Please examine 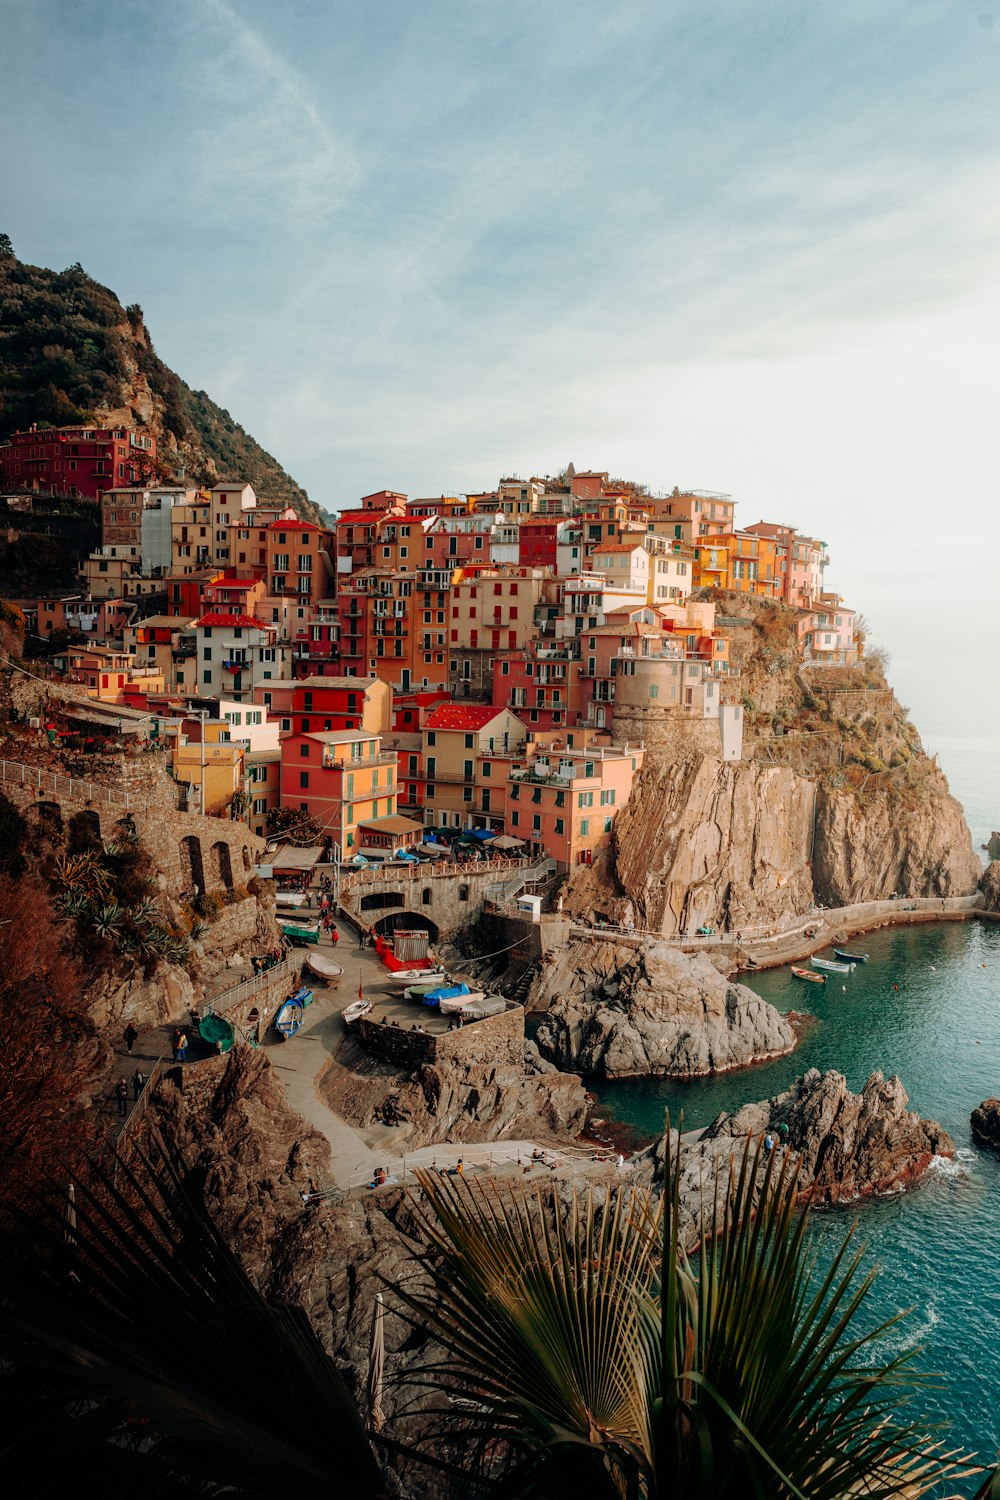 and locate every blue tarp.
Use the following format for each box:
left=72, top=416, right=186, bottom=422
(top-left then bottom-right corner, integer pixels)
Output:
left=469, top=828, right=496, bottom=841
